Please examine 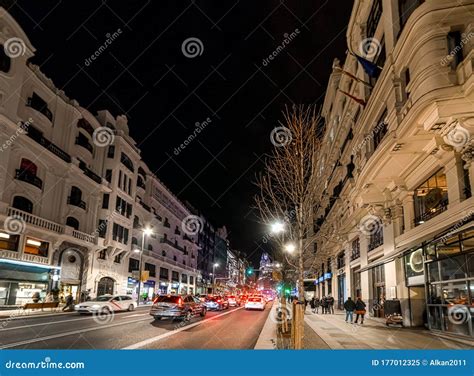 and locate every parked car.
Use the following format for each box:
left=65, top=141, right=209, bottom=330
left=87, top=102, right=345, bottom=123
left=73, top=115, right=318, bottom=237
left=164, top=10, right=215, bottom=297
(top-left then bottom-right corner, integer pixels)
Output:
left=226, top=295, right=240, bottom=307
left=150, top=295, right=207, bottom=321
left=75, top=294, right=136, bottom=314
left=239, top=295, right=248, bottom=304
left=204, top=296, right=229, bottom=311
left=245, top=296, right=266, bottom=311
